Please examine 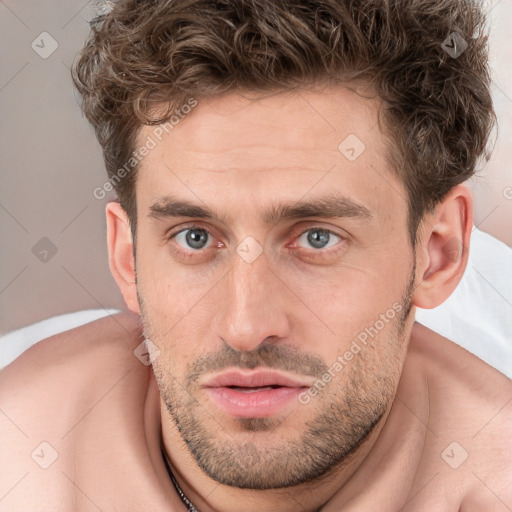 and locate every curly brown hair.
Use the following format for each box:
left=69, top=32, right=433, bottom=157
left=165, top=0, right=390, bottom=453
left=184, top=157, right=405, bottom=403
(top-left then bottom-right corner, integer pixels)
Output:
left=72, top=0, right=495, bottom=246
